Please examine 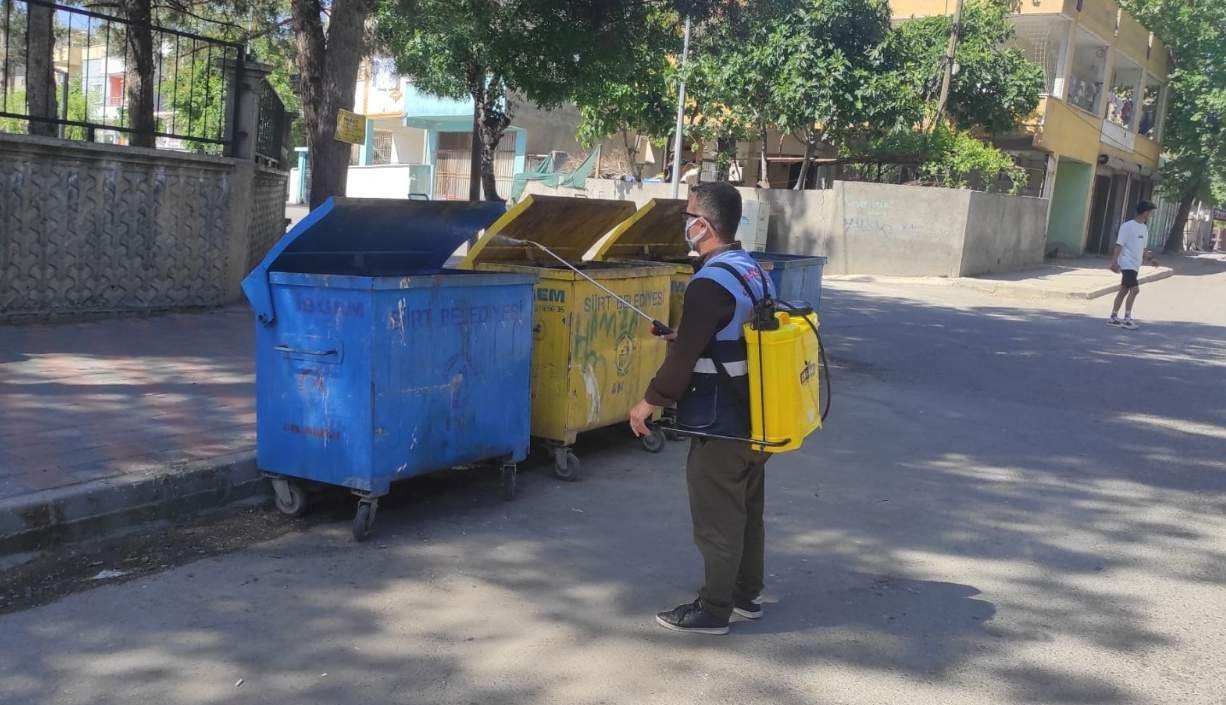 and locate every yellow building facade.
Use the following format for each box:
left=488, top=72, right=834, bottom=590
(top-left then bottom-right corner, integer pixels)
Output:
left=892, top=0, right=1169, bottom=254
